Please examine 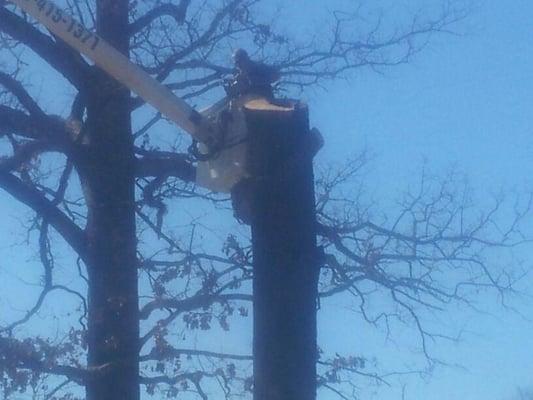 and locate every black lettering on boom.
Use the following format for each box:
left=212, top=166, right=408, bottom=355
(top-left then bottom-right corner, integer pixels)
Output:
left=21, top=1, right=101, bottom=51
